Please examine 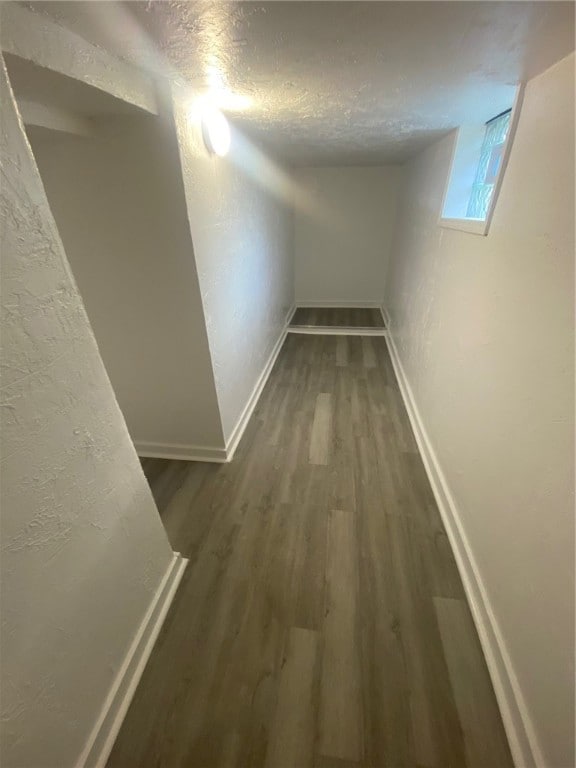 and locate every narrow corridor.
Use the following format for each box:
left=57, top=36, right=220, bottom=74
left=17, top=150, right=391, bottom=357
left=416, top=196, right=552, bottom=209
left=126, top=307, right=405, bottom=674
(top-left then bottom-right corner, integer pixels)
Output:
left=109, top=335, right=512, bottom=768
